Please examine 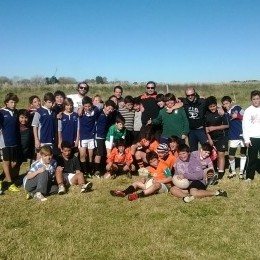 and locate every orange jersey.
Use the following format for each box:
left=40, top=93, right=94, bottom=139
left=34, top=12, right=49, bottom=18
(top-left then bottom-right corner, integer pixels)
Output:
left=146, top=160, right=171, bottom=182
left=149, top=140, right=159, bottom=152
left=107, top=147, right=133, bottom=165
left=160, top=151, right=177, bottom=169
